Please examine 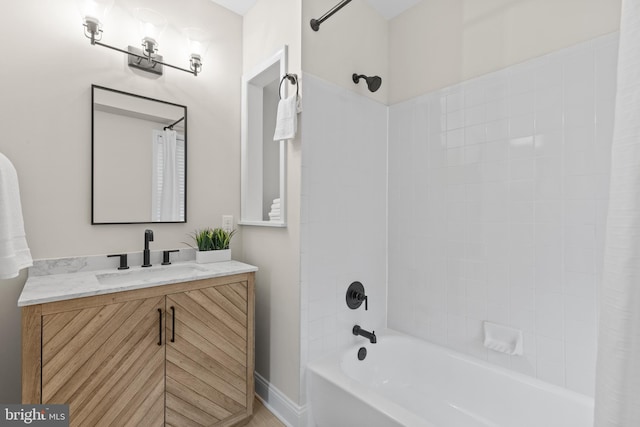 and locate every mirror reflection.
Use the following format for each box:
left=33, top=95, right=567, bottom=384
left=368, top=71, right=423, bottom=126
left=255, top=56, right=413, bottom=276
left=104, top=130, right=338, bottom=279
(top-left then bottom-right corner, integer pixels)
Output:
left=92, top=85, right=187, bottom=224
